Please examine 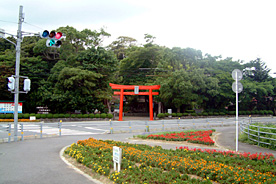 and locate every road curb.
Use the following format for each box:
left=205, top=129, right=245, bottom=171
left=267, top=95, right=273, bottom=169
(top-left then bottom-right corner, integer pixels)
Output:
left=59, top=145, right=103, bottom=184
